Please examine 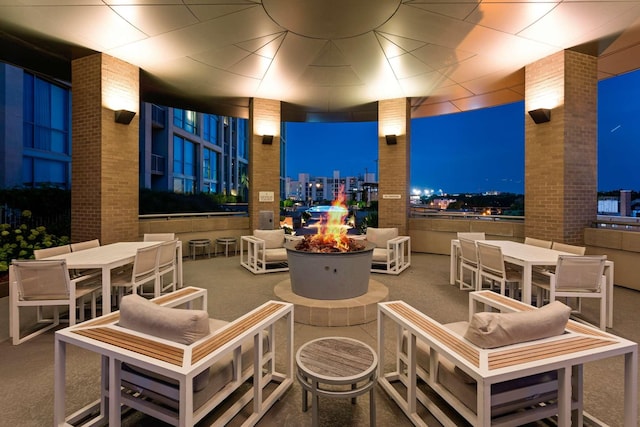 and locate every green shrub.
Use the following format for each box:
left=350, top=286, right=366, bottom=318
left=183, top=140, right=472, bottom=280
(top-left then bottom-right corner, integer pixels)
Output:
left=0, top=211, right=70, bottom=273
